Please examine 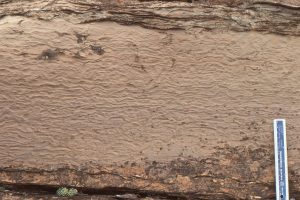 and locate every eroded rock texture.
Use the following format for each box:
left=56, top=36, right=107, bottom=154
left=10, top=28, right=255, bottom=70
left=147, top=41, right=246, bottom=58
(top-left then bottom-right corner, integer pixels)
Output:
left=0, top=0, right=300, bottom=199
